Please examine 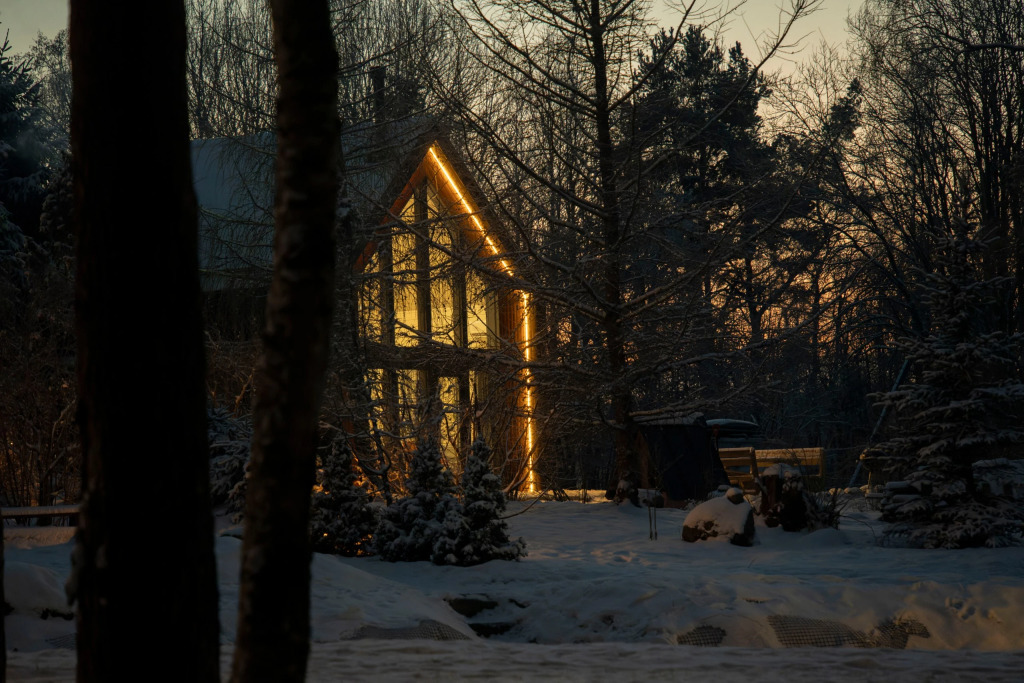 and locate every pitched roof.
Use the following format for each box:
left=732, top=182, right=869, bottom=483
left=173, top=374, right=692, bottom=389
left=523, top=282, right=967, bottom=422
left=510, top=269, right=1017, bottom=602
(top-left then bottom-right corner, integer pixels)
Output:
left=190, top=118, right=499, bottom=289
